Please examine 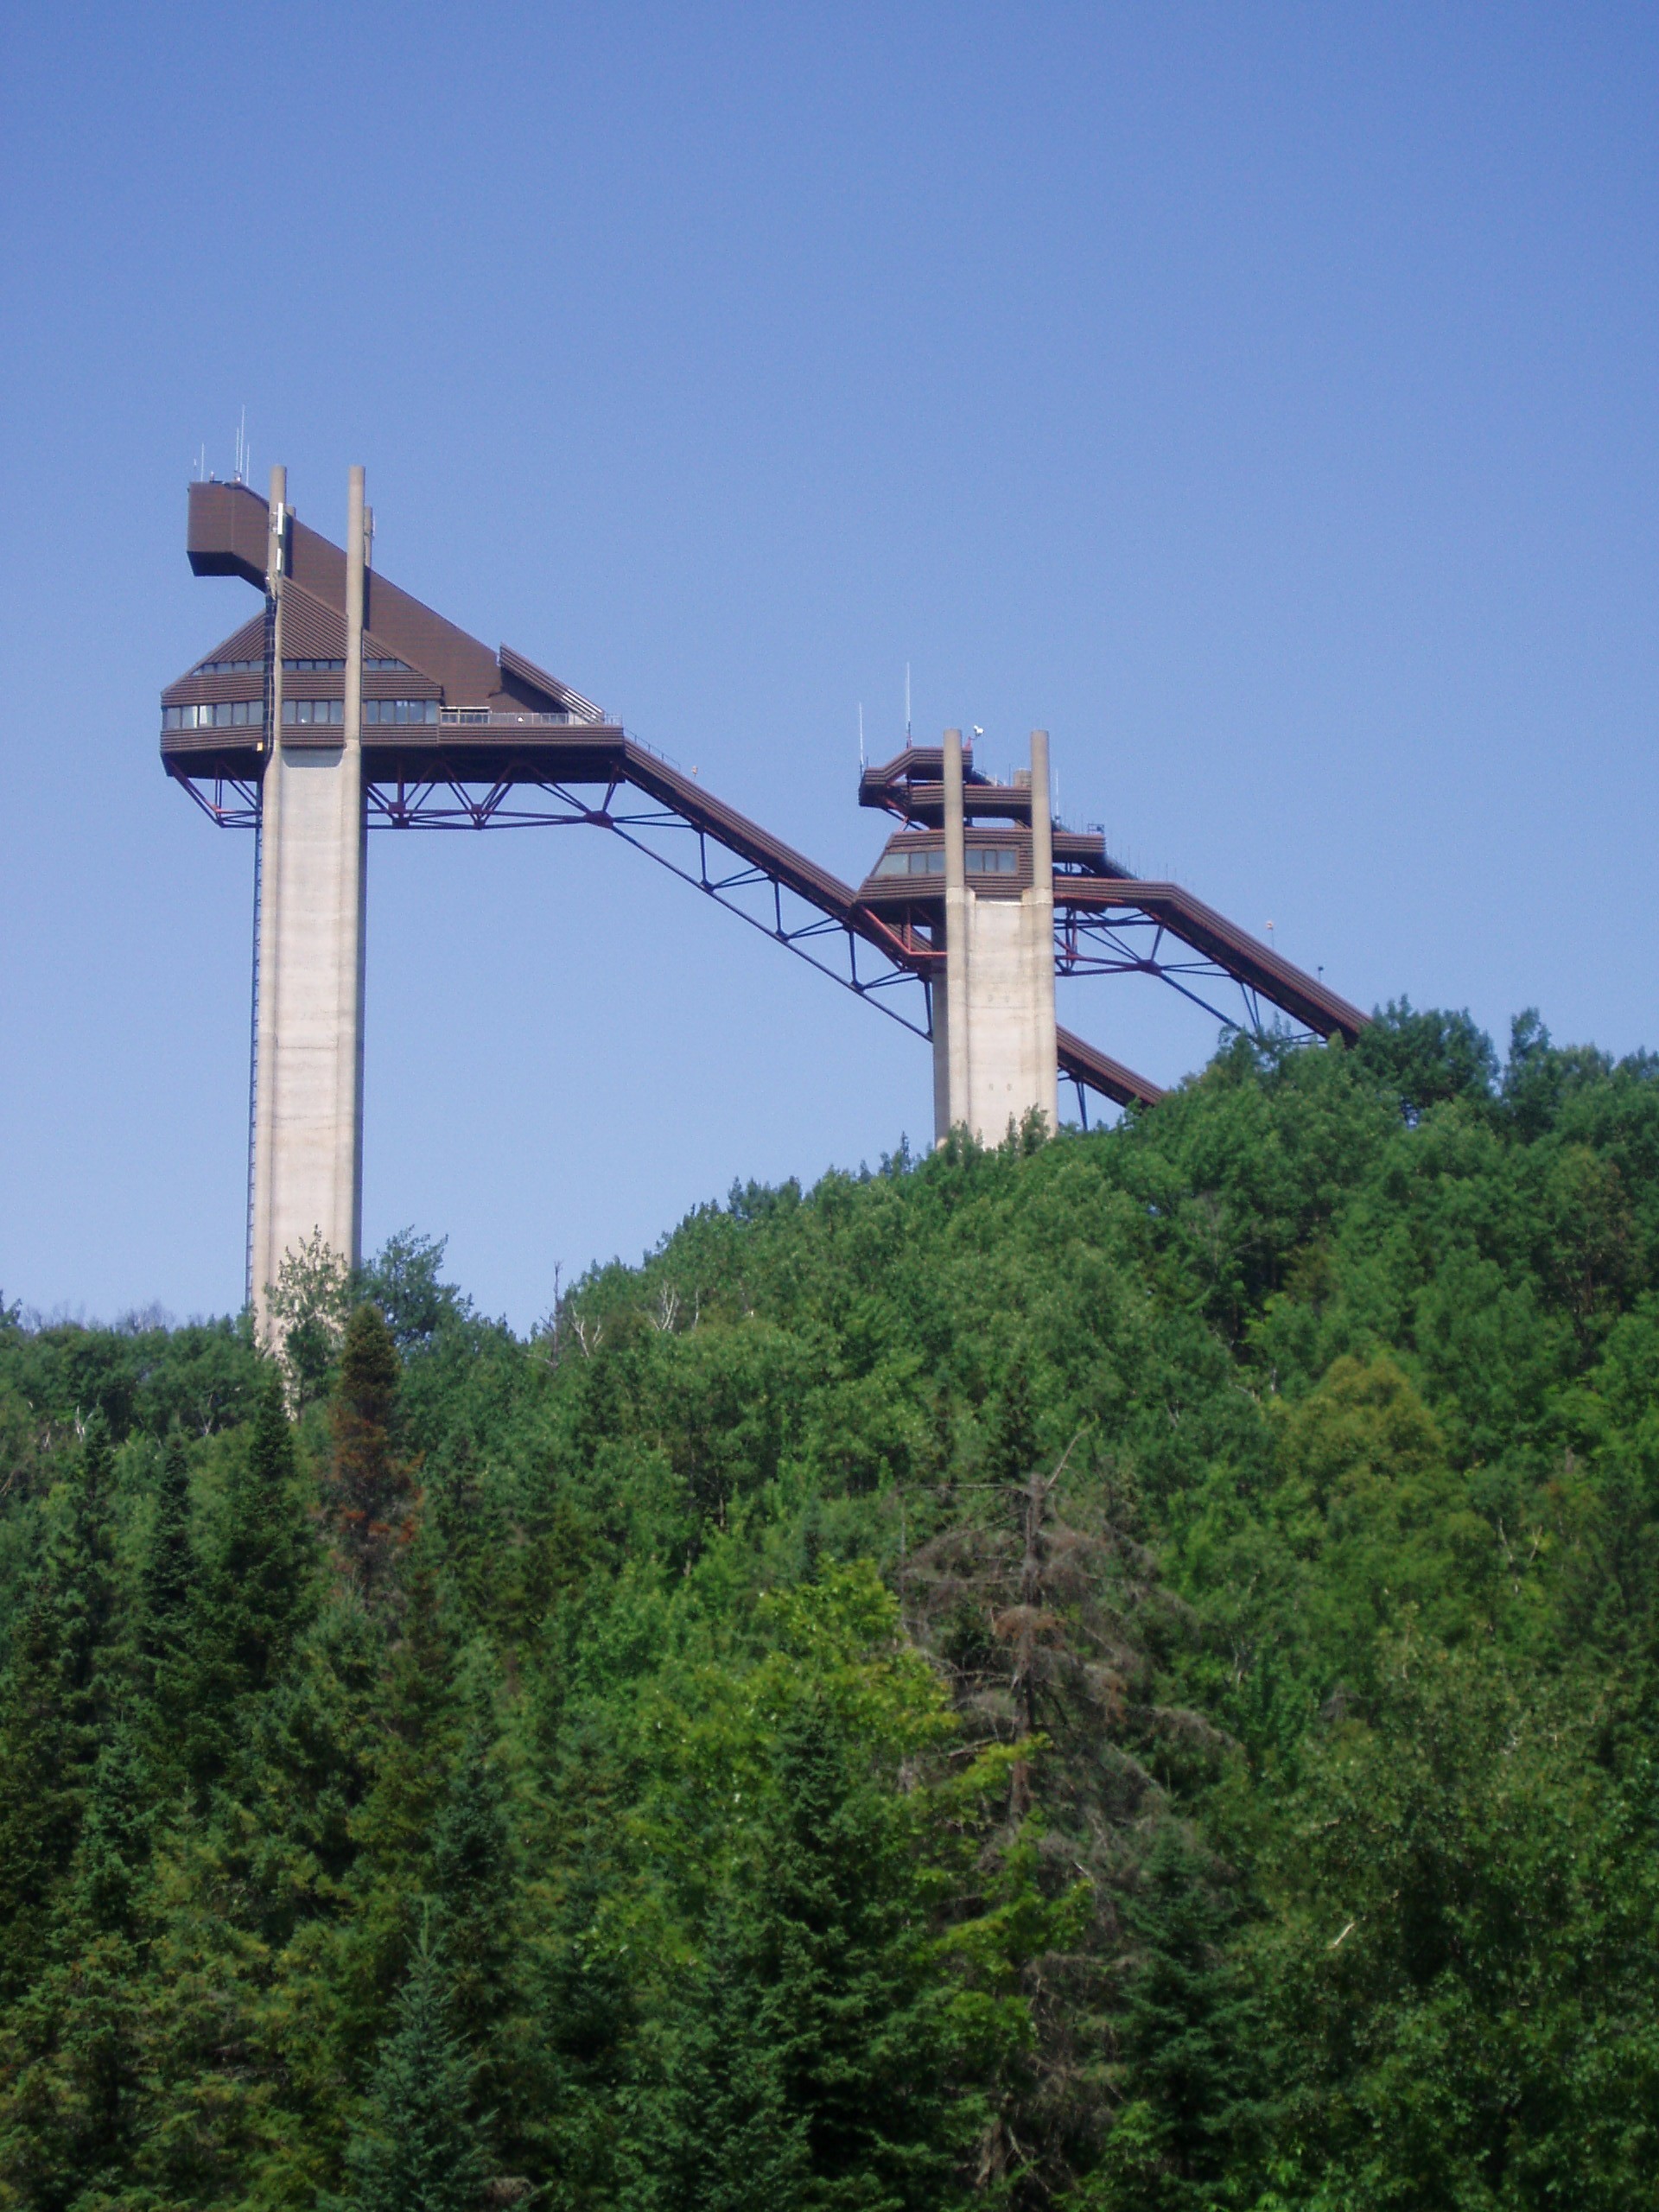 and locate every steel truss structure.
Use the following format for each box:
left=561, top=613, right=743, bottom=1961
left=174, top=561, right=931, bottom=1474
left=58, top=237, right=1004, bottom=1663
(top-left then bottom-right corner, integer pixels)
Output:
left=1056, top=905, right=1312, bottom=1042
left=367, top=769, right=937, bottom=1039
left=171, top=749, right=1363, bottom=1113
left=166, top=477, right=1369, bottom=1122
